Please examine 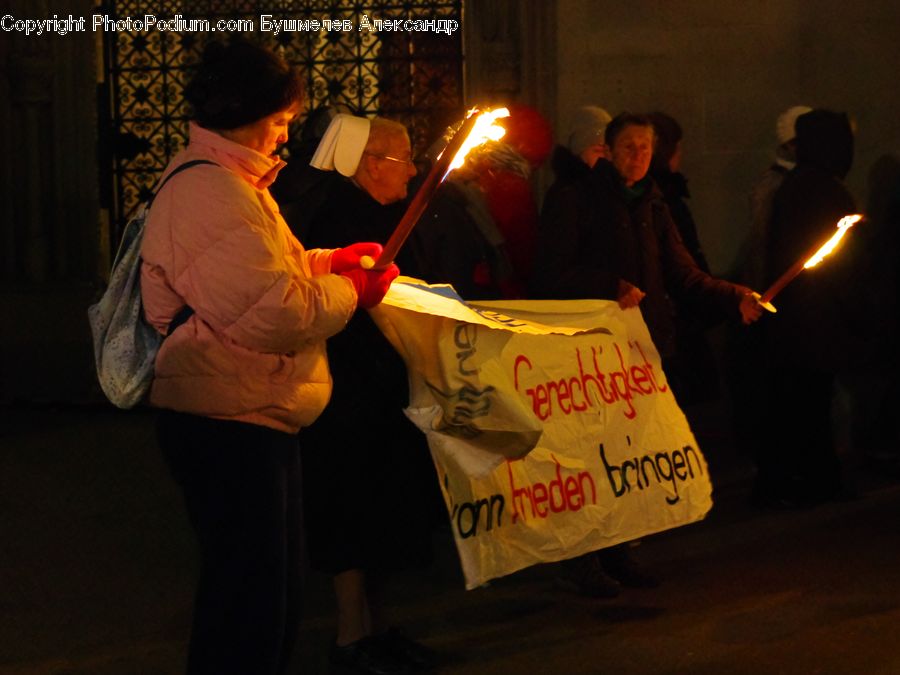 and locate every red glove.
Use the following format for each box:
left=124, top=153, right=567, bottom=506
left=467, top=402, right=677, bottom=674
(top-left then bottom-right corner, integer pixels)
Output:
left=330, top=242, right=383, bottom=273
left=341, top=264, right=400, bottom=309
